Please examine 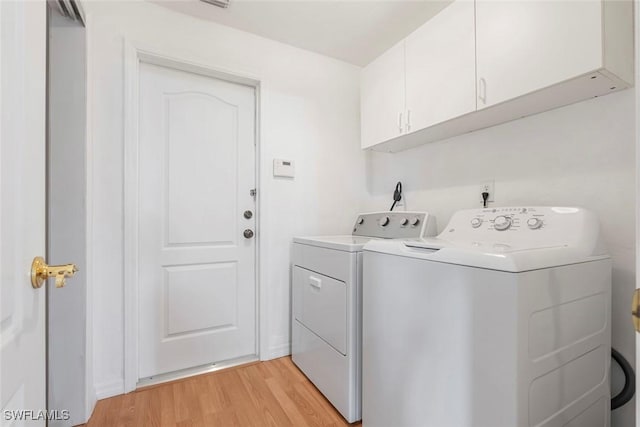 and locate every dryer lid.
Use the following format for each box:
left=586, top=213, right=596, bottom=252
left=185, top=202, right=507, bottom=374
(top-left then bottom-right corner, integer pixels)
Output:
left=293, top=235, right=374, bottom=252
